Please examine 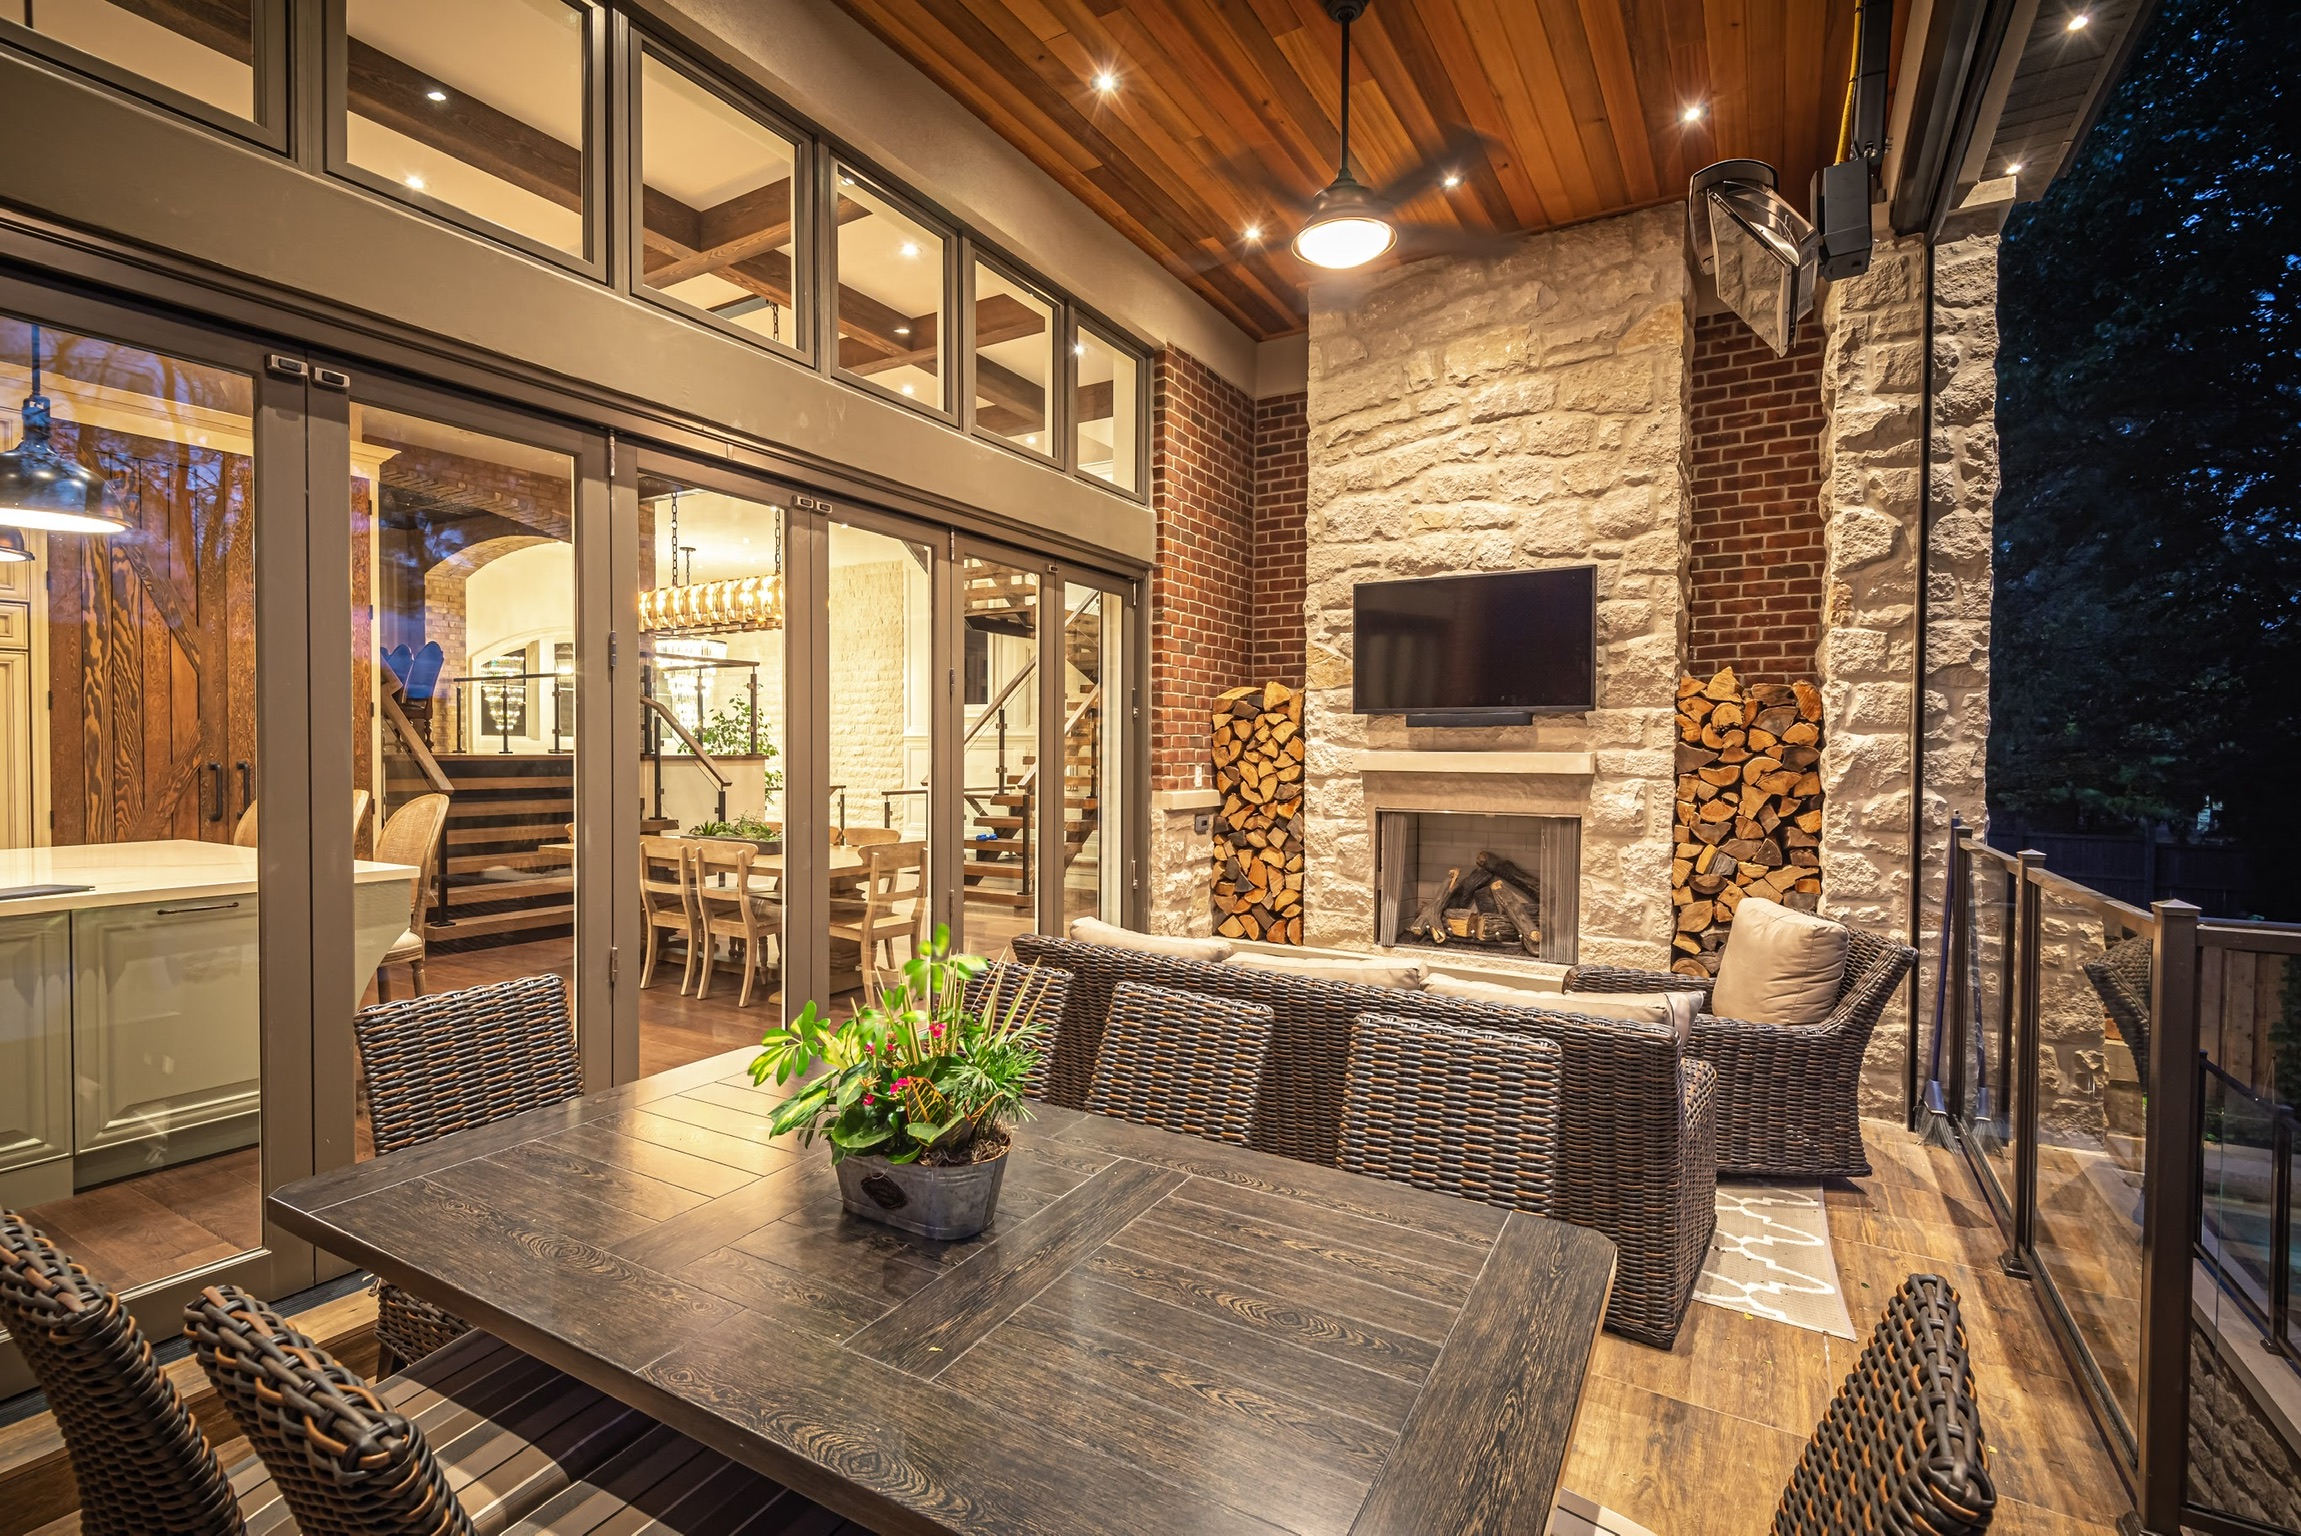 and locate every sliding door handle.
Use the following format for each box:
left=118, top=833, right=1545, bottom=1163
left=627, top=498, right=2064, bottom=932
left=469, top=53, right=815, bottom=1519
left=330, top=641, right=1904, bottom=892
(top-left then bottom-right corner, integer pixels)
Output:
left=206, top=762, right=224, bottom=822
left=236, top=761, right=253, bottom=816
